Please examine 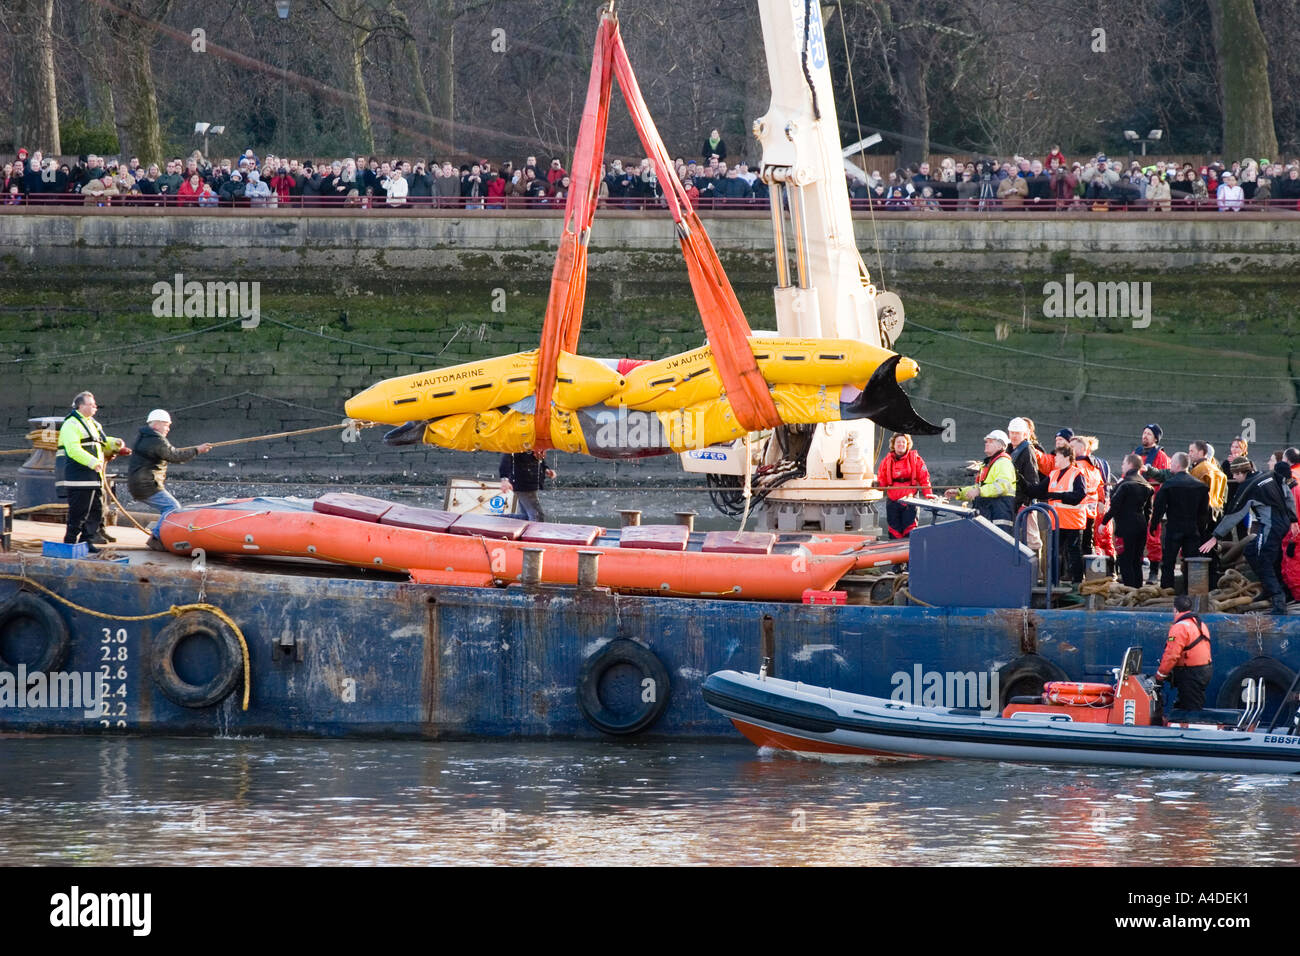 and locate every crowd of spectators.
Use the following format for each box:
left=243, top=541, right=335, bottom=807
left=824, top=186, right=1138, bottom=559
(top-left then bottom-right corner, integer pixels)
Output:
left=850, top=148, right=1300, bottom=212
left=4, top=137, right=1299, bottom=212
